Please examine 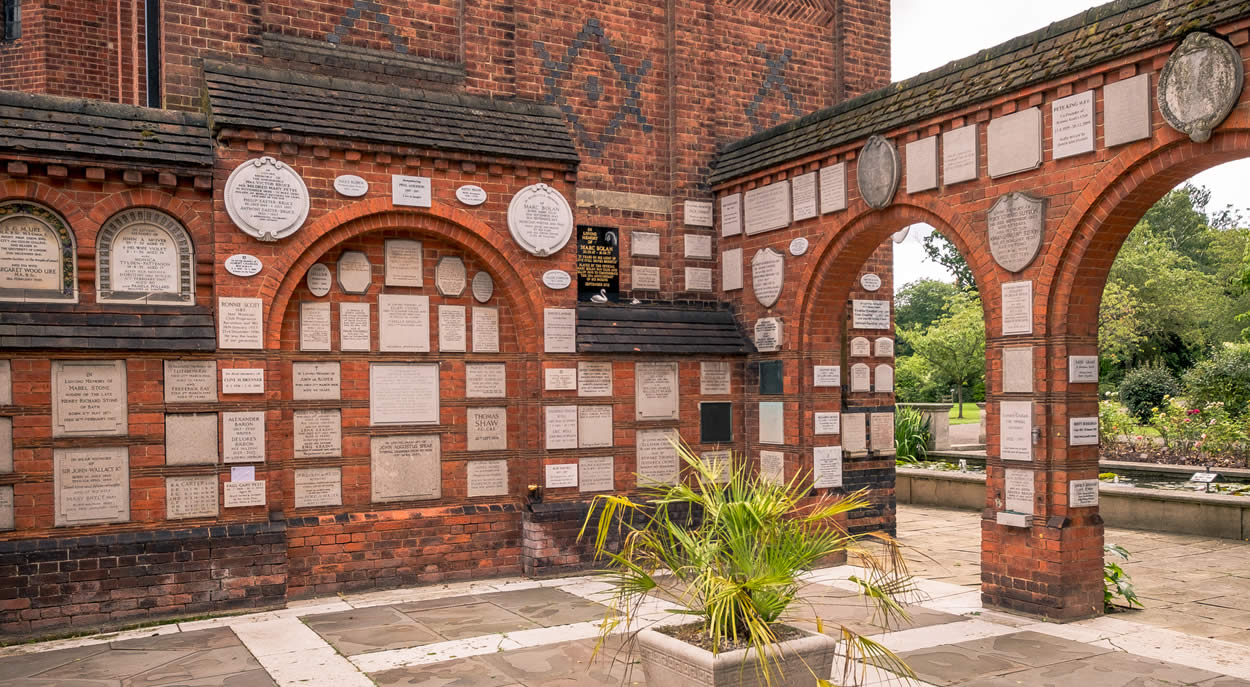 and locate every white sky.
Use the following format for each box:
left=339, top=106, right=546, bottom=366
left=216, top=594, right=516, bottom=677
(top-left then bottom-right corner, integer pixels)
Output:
left=891, top=0, right=1250, bottom=290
